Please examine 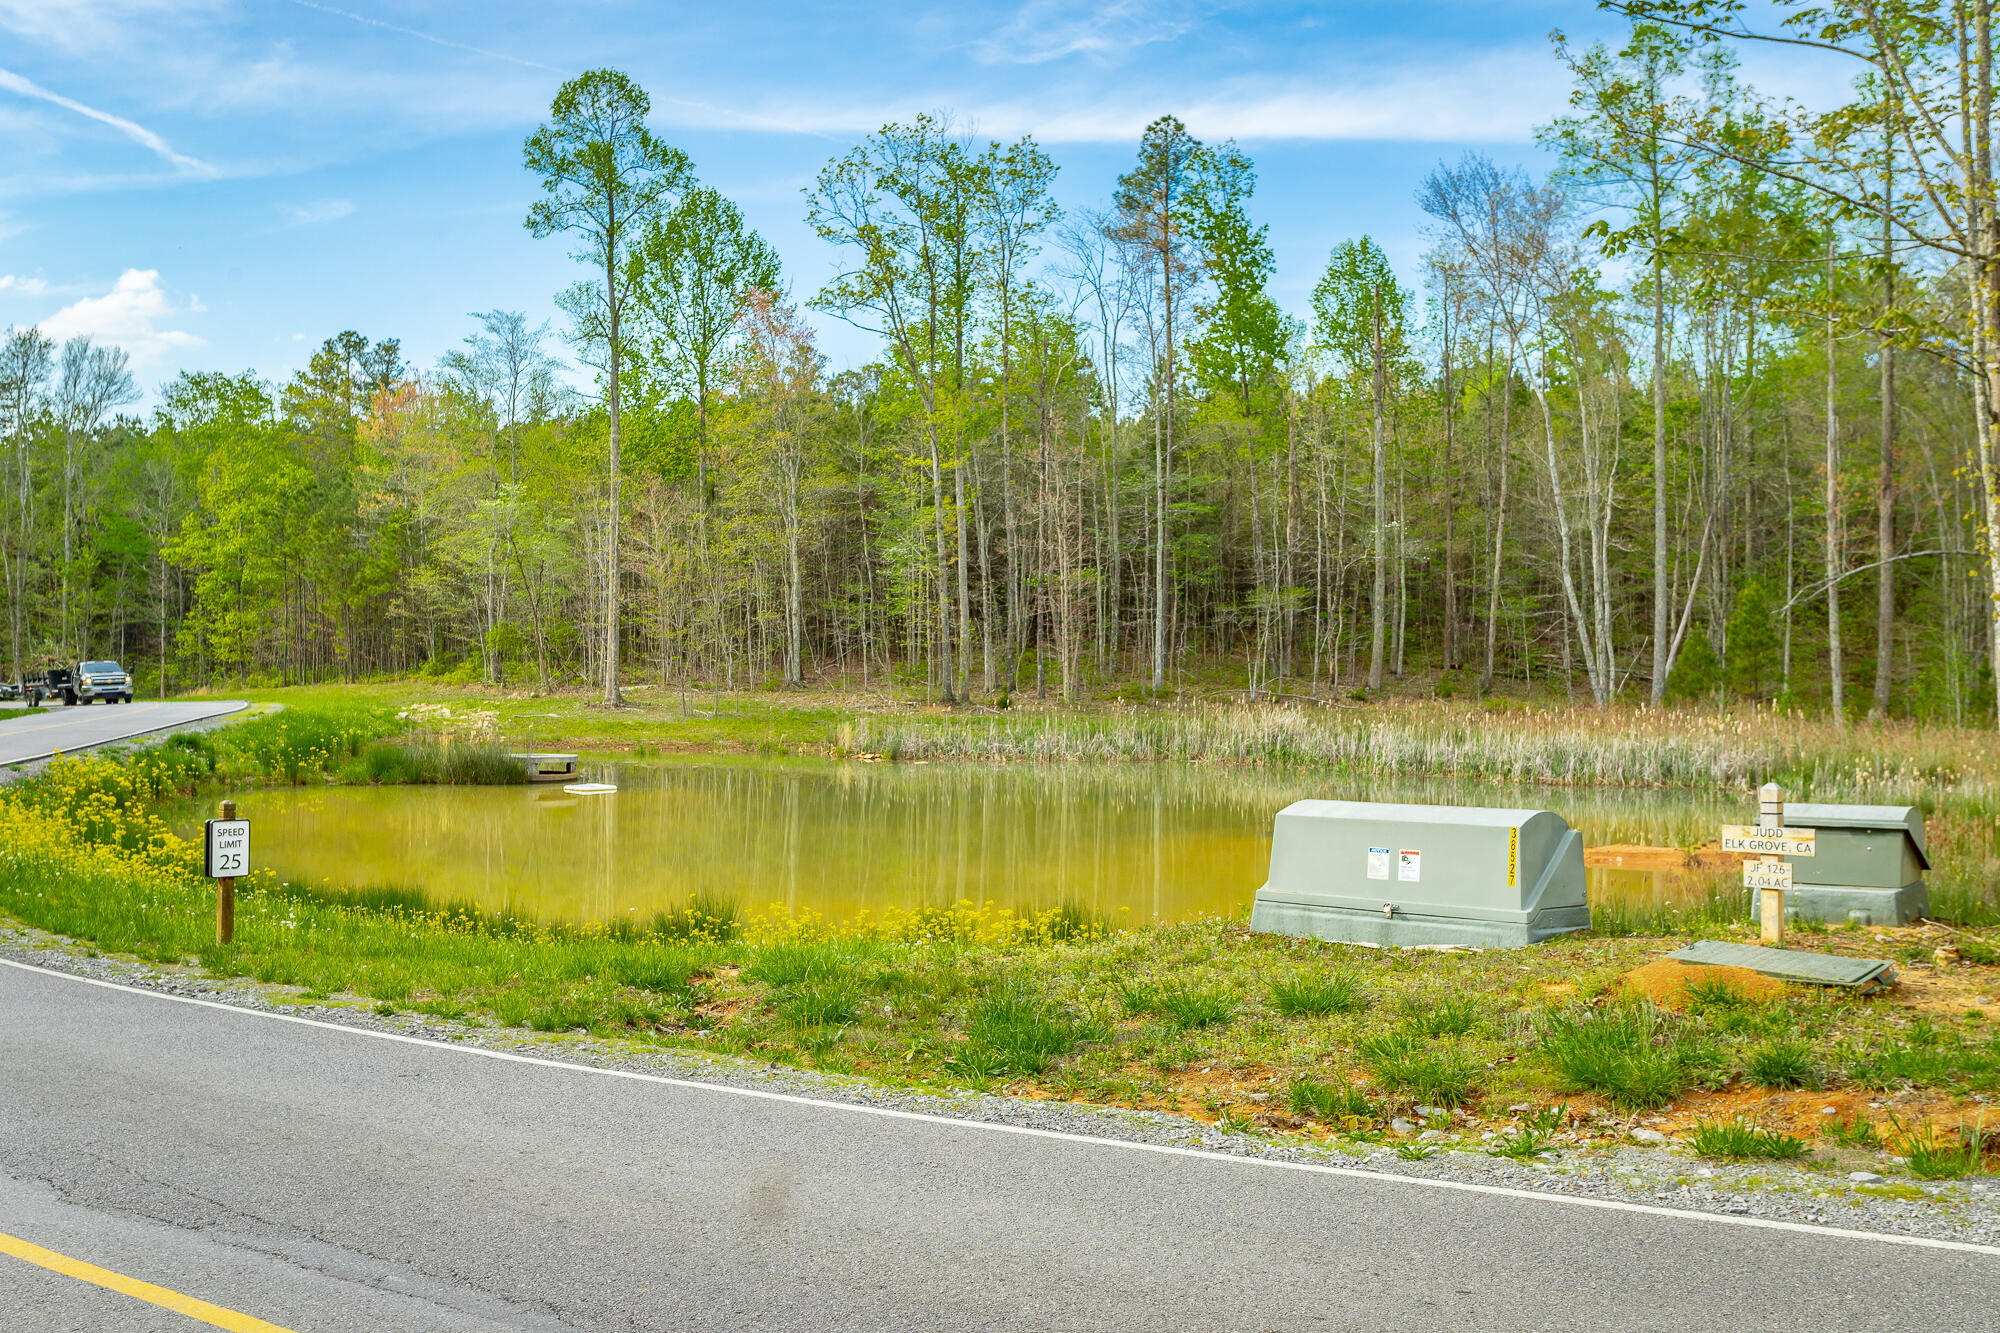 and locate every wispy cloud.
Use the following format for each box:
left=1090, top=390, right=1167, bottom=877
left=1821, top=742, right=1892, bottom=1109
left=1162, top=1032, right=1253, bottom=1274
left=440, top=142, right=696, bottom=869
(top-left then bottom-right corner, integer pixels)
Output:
left=0, top=65, right=212, bottom=173
left=972, top=1, right=1206, bottom=66
left=649, top=47, right=1561, bottom=145
left=0, top=274, right=49, bottom=295
left=38, top=268, right=203, bottom=364
left=285, top=0, right=564, bottom=73
left=280, top=198, right=355, bottom=227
